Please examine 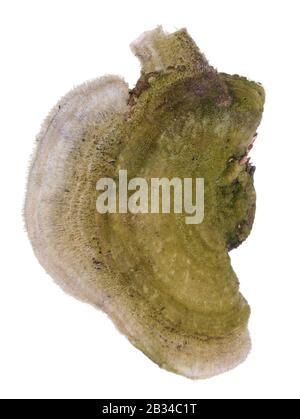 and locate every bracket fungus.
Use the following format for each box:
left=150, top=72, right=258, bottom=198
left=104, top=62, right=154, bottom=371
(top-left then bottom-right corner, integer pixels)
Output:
left=25, top=27, right=264, bottom=379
